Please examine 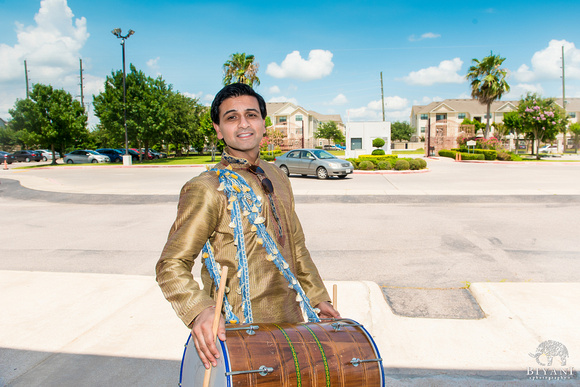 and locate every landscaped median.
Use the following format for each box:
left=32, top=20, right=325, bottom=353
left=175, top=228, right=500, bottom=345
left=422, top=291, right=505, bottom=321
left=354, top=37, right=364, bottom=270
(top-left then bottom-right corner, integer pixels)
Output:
left=347, top=154, right=428, bottom=171
left=438, top=148, right=523, bottom=161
